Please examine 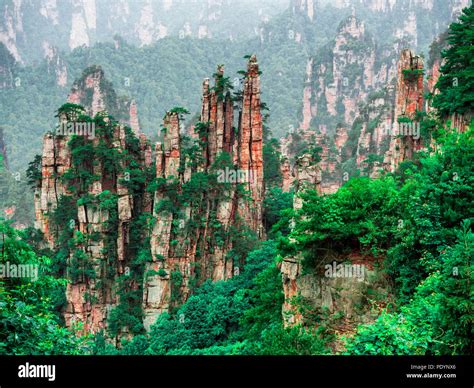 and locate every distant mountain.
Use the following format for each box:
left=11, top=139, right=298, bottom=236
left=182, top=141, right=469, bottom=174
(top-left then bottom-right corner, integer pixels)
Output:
left=0, top=0, right=289, bottom=64
left=0, top=0, right=470, bottom=174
